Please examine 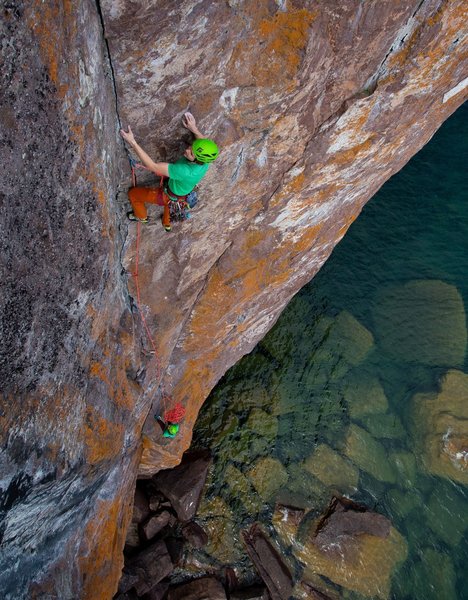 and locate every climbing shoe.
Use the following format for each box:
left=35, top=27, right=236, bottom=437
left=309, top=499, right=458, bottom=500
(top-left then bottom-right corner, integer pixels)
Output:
left=161, top=216, right=172, bottom=232
left=127, top=211, right=148, bottom=223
